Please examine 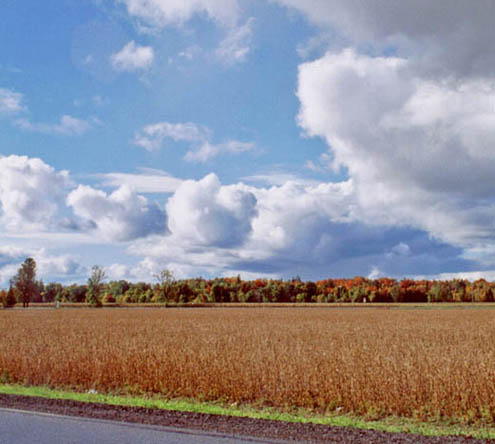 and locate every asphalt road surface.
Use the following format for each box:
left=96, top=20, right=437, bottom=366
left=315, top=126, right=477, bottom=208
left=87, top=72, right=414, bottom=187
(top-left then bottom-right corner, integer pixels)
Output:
left=1, top=395, right=492, bottom=444
left=0, top=408, right=283, bottom=444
